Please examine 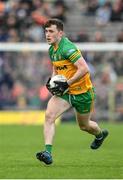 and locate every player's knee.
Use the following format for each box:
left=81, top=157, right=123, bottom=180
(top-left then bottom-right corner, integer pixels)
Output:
left=45, top=110, right=56, bottom=123
left=79, top=125, right=89, bottom=131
